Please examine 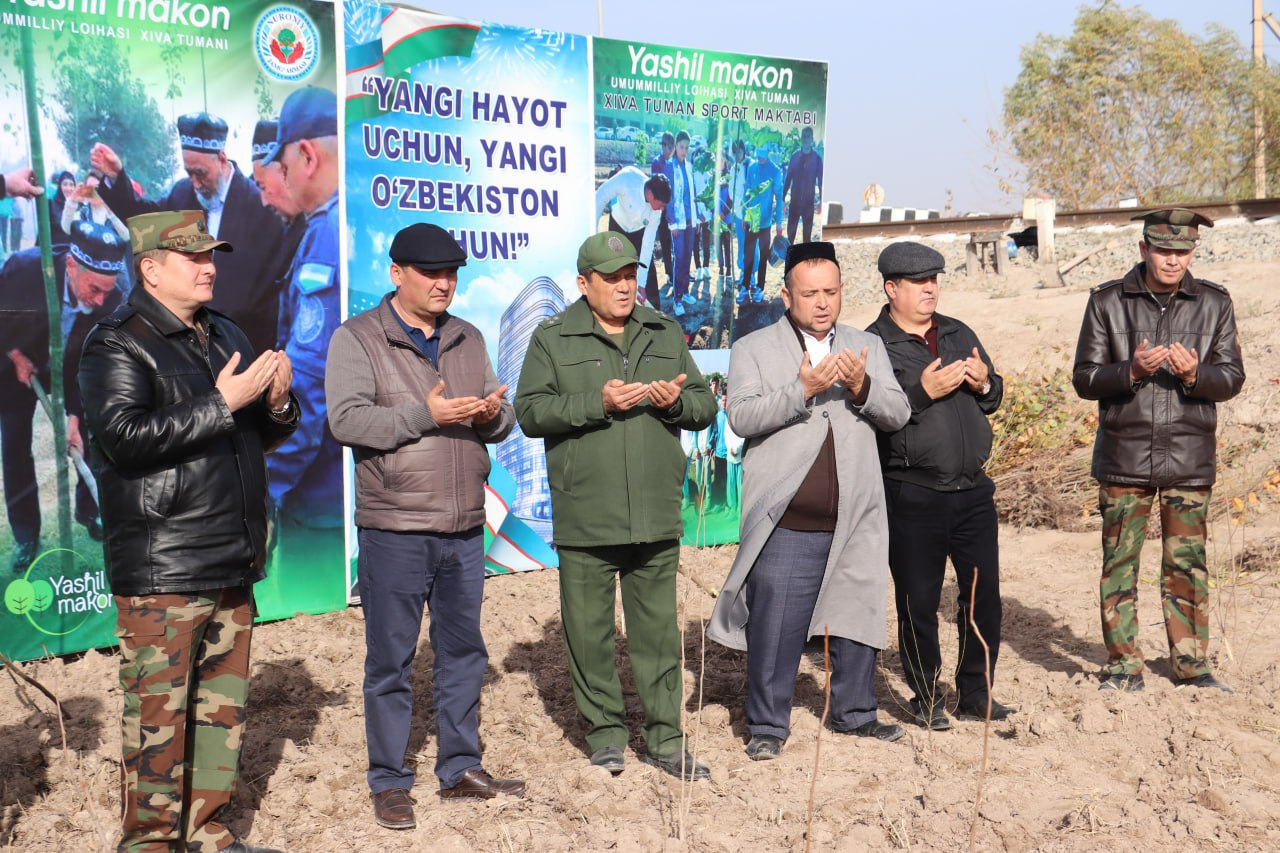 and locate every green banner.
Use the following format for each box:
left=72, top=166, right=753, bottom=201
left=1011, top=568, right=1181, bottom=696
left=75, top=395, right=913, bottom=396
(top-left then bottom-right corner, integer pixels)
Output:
left=1, top=0, right=342, bottom=662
